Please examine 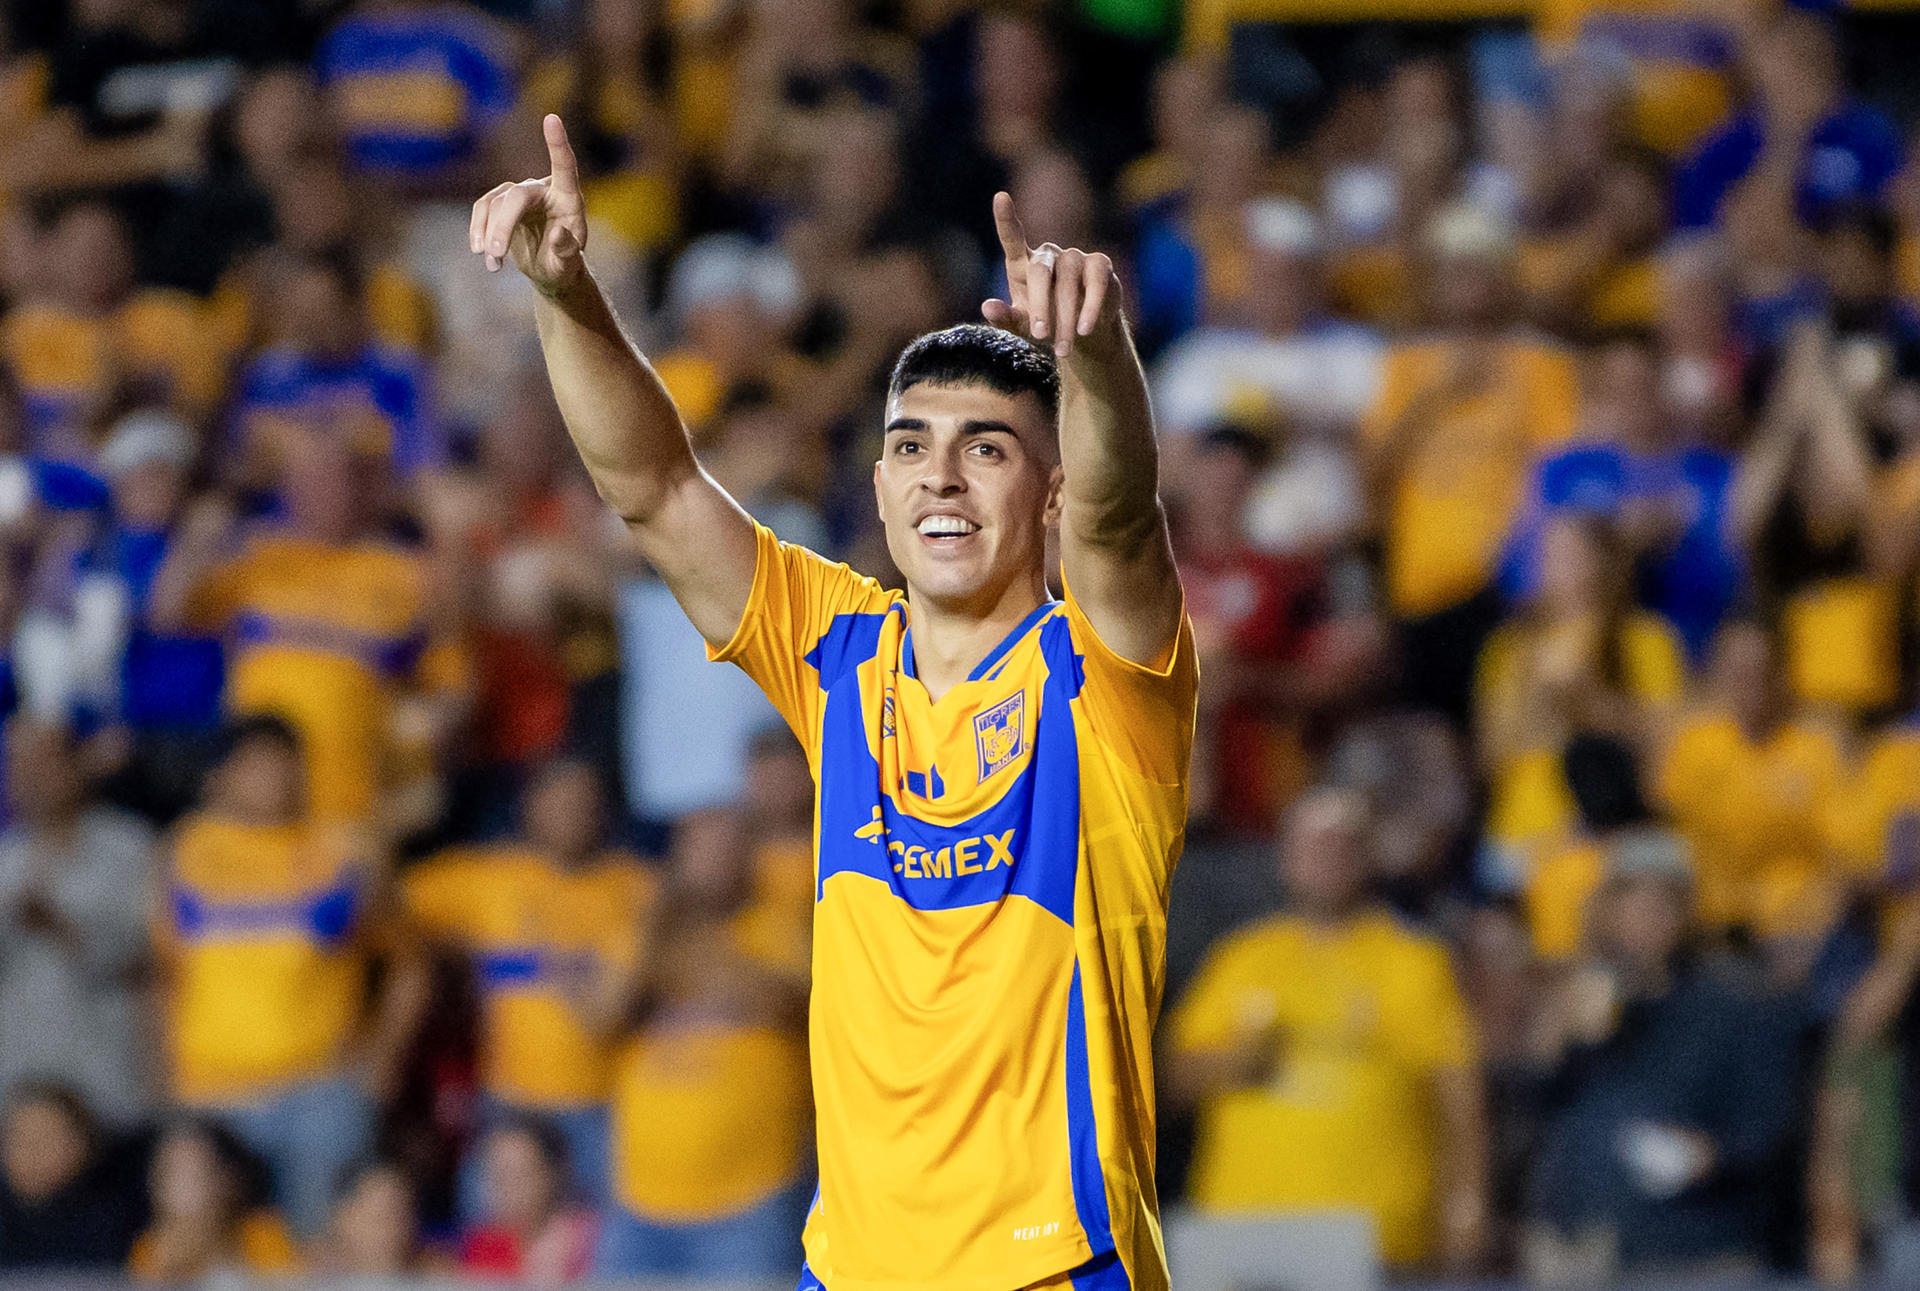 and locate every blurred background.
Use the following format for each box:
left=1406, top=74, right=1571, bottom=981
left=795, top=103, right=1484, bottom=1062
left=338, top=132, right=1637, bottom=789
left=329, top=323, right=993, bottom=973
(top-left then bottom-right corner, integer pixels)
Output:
left=12, top=0, right=1920, bottom=1287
